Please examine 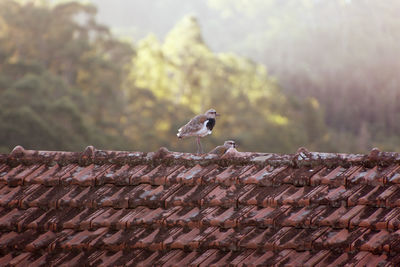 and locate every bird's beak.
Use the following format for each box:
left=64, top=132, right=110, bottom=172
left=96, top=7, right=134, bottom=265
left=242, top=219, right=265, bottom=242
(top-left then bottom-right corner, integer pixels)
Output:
left=216, top=113, right=220, bottom=117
